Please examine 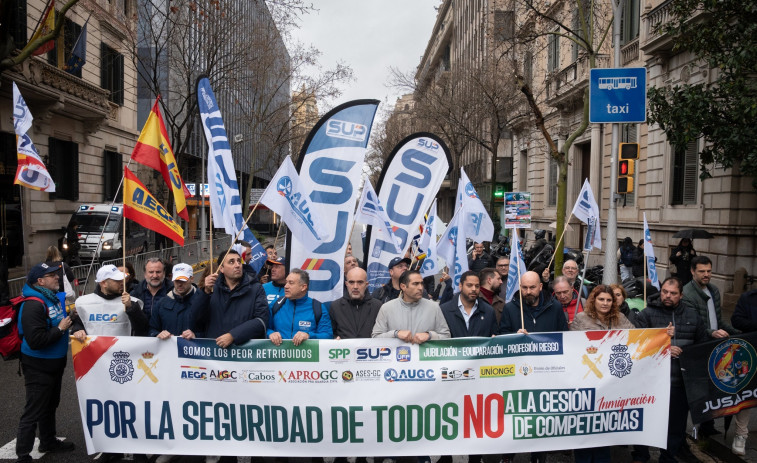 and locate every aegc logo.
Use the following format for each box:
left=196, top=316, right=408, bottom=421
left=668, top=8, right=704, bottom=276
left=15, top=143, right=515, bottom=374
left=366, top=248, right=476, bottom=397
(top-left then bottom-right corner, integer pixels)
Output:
left=325, top=120, right=367, bottom=142
left=180, top=366, right=207, bottom=381
left=90, top=313, right=118, bottom=322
